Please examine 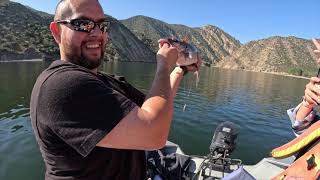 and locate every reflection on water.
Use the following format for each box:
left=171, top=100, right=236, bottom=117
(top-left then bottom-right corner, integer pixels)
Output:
left=0, top=61, right=310, bottom=179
